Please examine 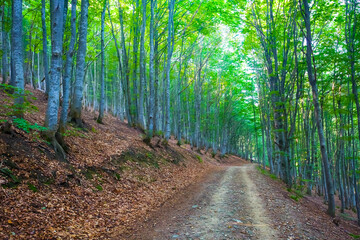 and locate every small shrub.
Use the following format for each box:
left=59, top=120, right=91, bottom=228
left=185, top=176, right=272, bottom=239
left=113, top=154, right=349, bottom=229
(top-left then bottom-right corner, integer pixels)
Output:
left=290, top=195, right=300, bottom=202
left=12, top=118, right=47, bottom=133
left=196, top=155, right=203, bottom=163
